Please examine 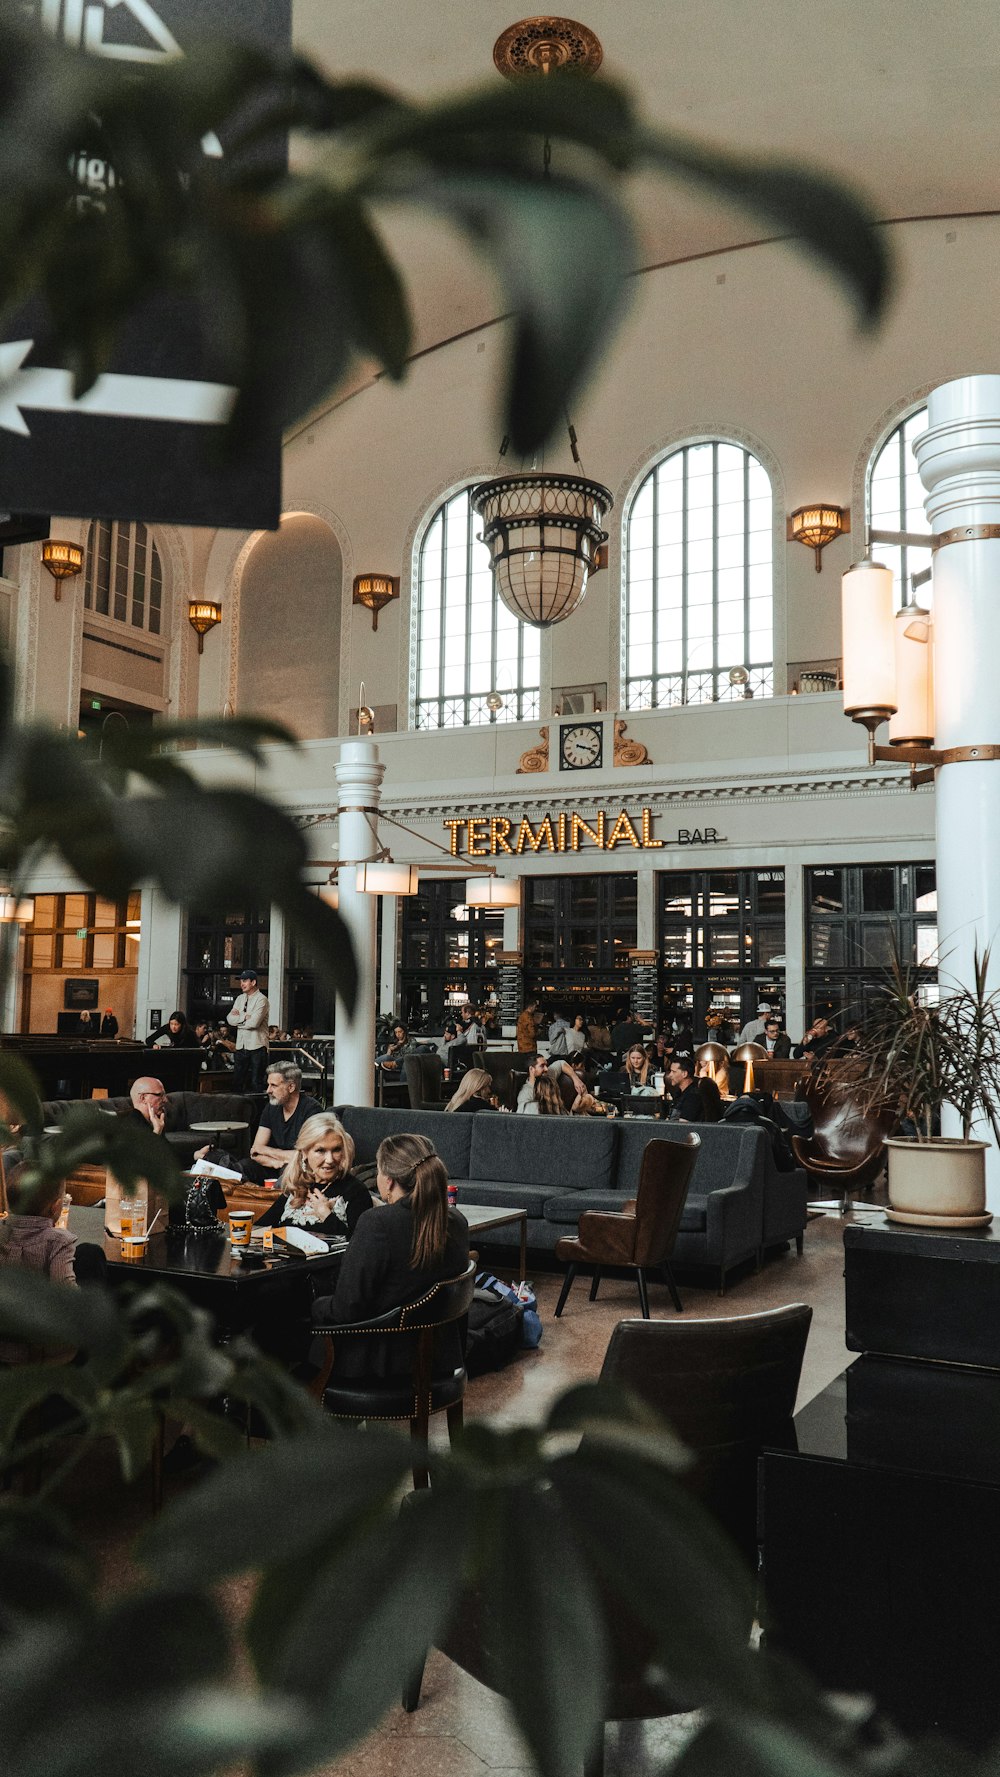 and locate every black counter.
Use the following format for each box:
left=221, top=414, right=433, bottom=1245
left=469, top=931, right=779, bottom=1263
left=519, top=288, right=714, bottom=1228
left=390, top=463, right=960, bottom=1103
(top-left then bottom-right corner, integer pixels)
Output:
left=761, top=1355, right=1000, bottom=1748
